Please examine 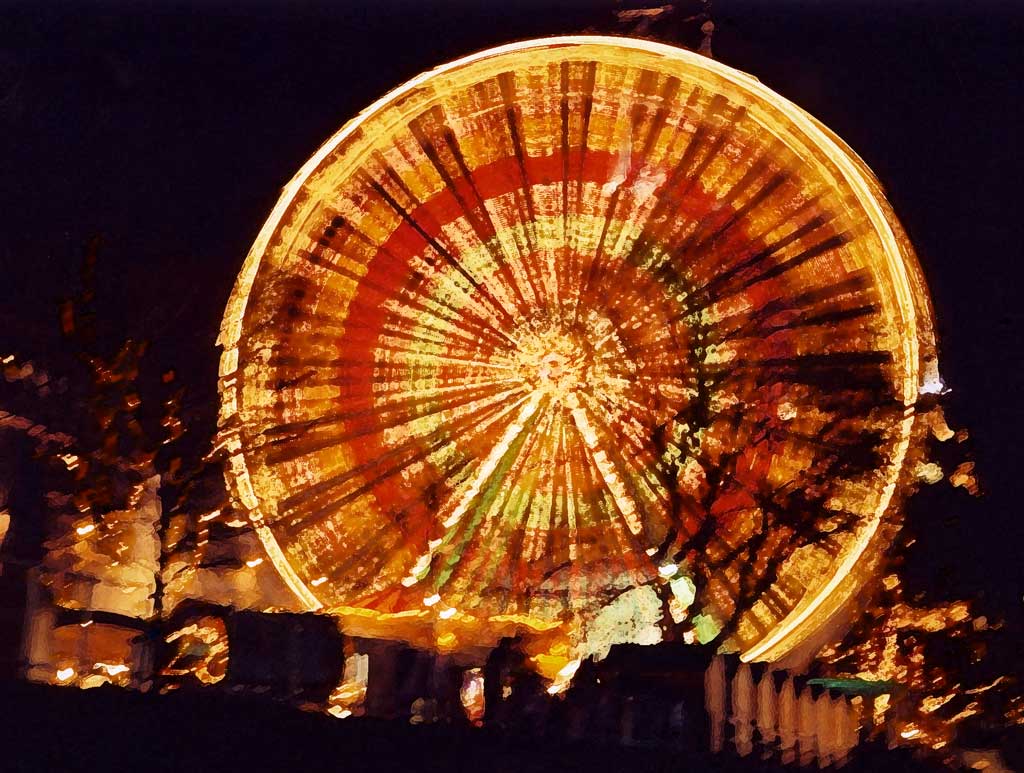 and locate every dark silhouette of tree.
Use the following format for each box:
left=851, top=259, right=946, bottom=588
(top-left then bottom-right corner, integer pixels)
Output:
left=642, top=264, right=913, bottom=650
